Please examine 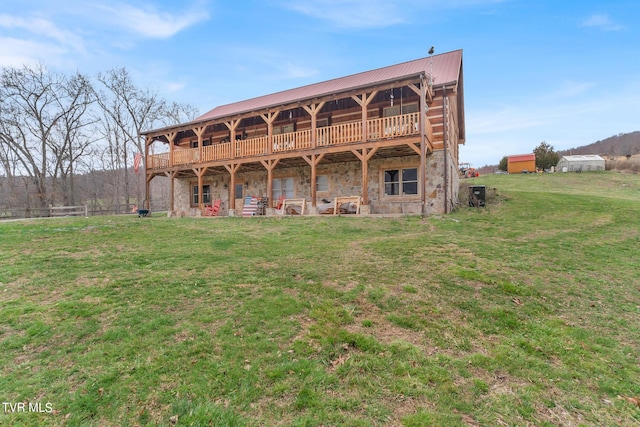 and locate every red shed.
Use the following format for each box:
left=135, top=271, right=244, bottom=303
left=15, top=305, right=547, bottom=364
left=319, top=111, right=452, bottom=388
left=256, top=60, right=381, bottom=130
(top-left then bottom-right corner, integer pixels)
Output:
left=508, top=154, right=536, bottom=174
